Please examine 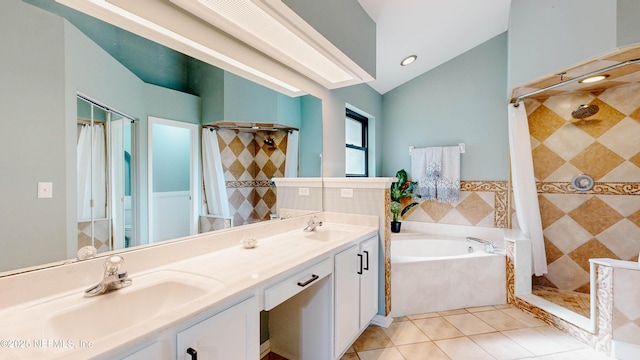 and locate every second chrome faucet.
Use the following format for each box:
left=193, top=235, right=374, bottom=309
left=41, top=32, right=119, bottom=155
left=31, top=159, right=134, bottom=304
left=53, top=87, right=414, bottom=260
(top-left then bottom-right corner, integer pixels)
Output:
left=303, top=216, right=323, bottom=232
